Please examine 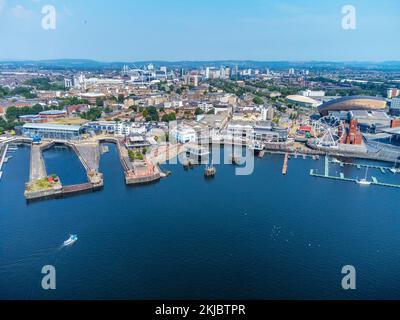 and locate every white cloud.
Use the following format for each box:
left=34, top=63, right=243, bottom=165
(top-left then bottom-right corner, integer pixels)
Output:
left=9, top=4, right=32, bottom=19
left=0, top=0, right=6, bottom=12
